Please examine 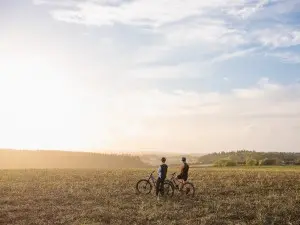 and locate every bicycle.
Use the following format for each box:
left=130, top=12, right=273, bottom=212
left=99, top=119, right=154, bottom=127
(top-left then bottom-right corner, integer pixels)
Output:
left=136, top=170, right=174, bottom=197
left=166, top=172, right=195, bottom=197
